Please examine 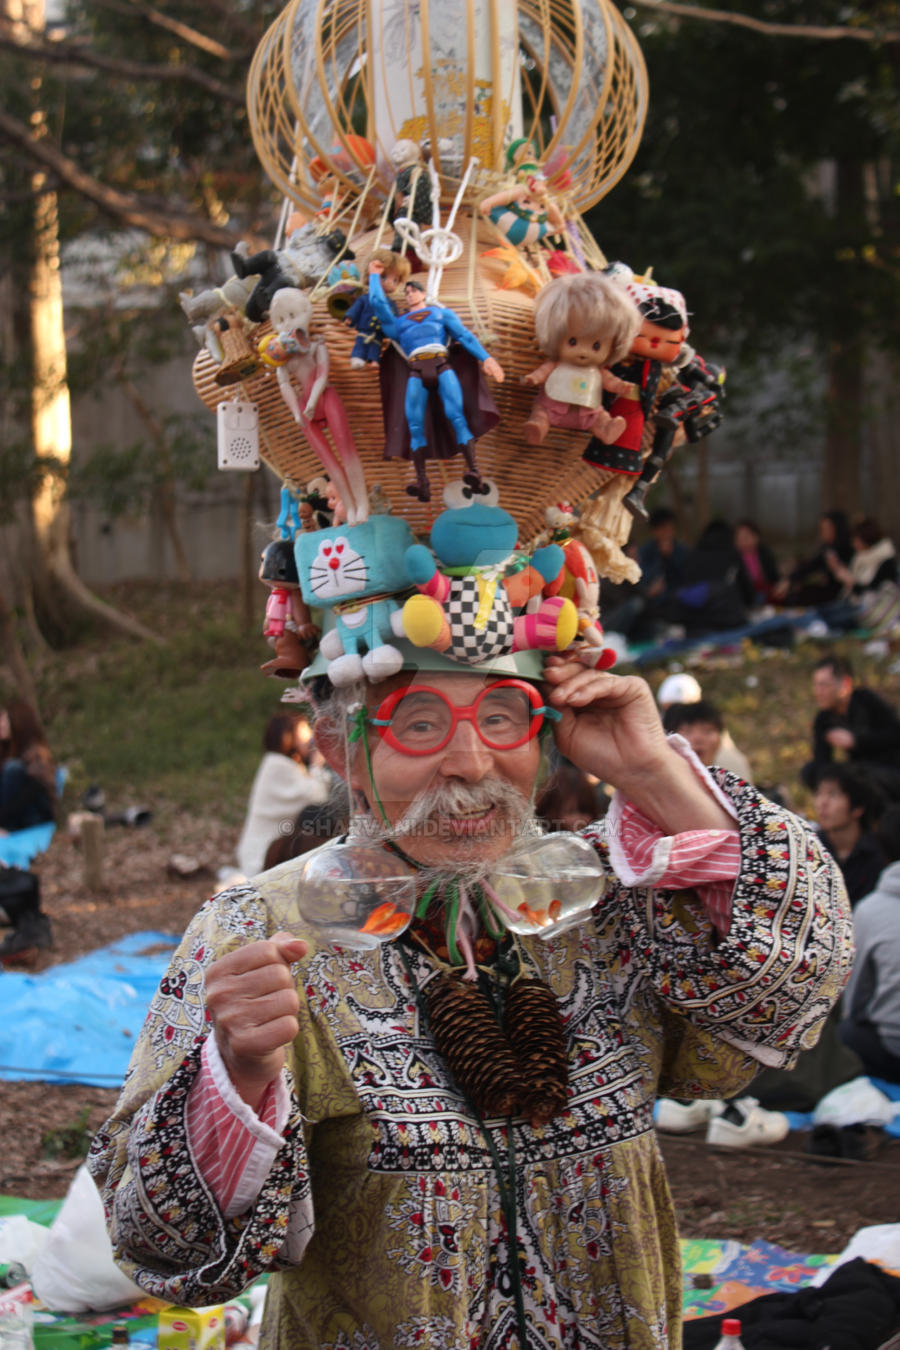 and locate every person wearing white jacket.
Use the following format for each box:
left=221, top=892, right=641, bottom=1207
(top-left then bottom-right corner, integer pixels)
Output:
left=236, top=711, right=331, bottom=877
left=840, top=804, right=900, bottom=1083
